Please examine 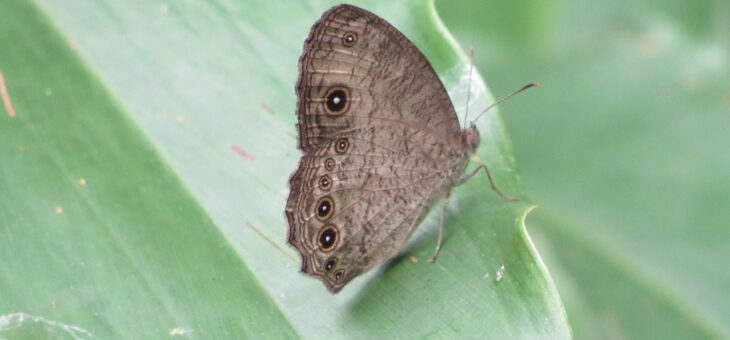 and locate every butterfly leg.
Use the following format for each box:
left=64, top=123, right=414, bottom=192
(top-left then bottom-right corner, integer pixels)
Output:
left=459, top=163, right=518, bottom=201
left=429, top=194, right=451, bottom=263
